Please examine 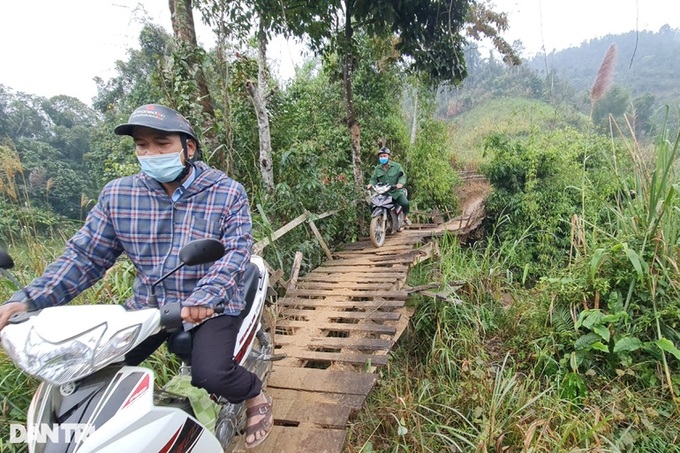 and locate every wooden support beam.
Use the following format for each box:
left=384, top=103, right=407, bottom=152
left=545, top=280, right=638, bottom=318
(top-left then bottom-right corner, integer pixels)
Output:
left=286, top=251, right=303, bottom=291
left=253, top=212, right=310, bottom=254
left=253, top=209, right=339, bottom=254
left=307, top=218, right=333, bottom=261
